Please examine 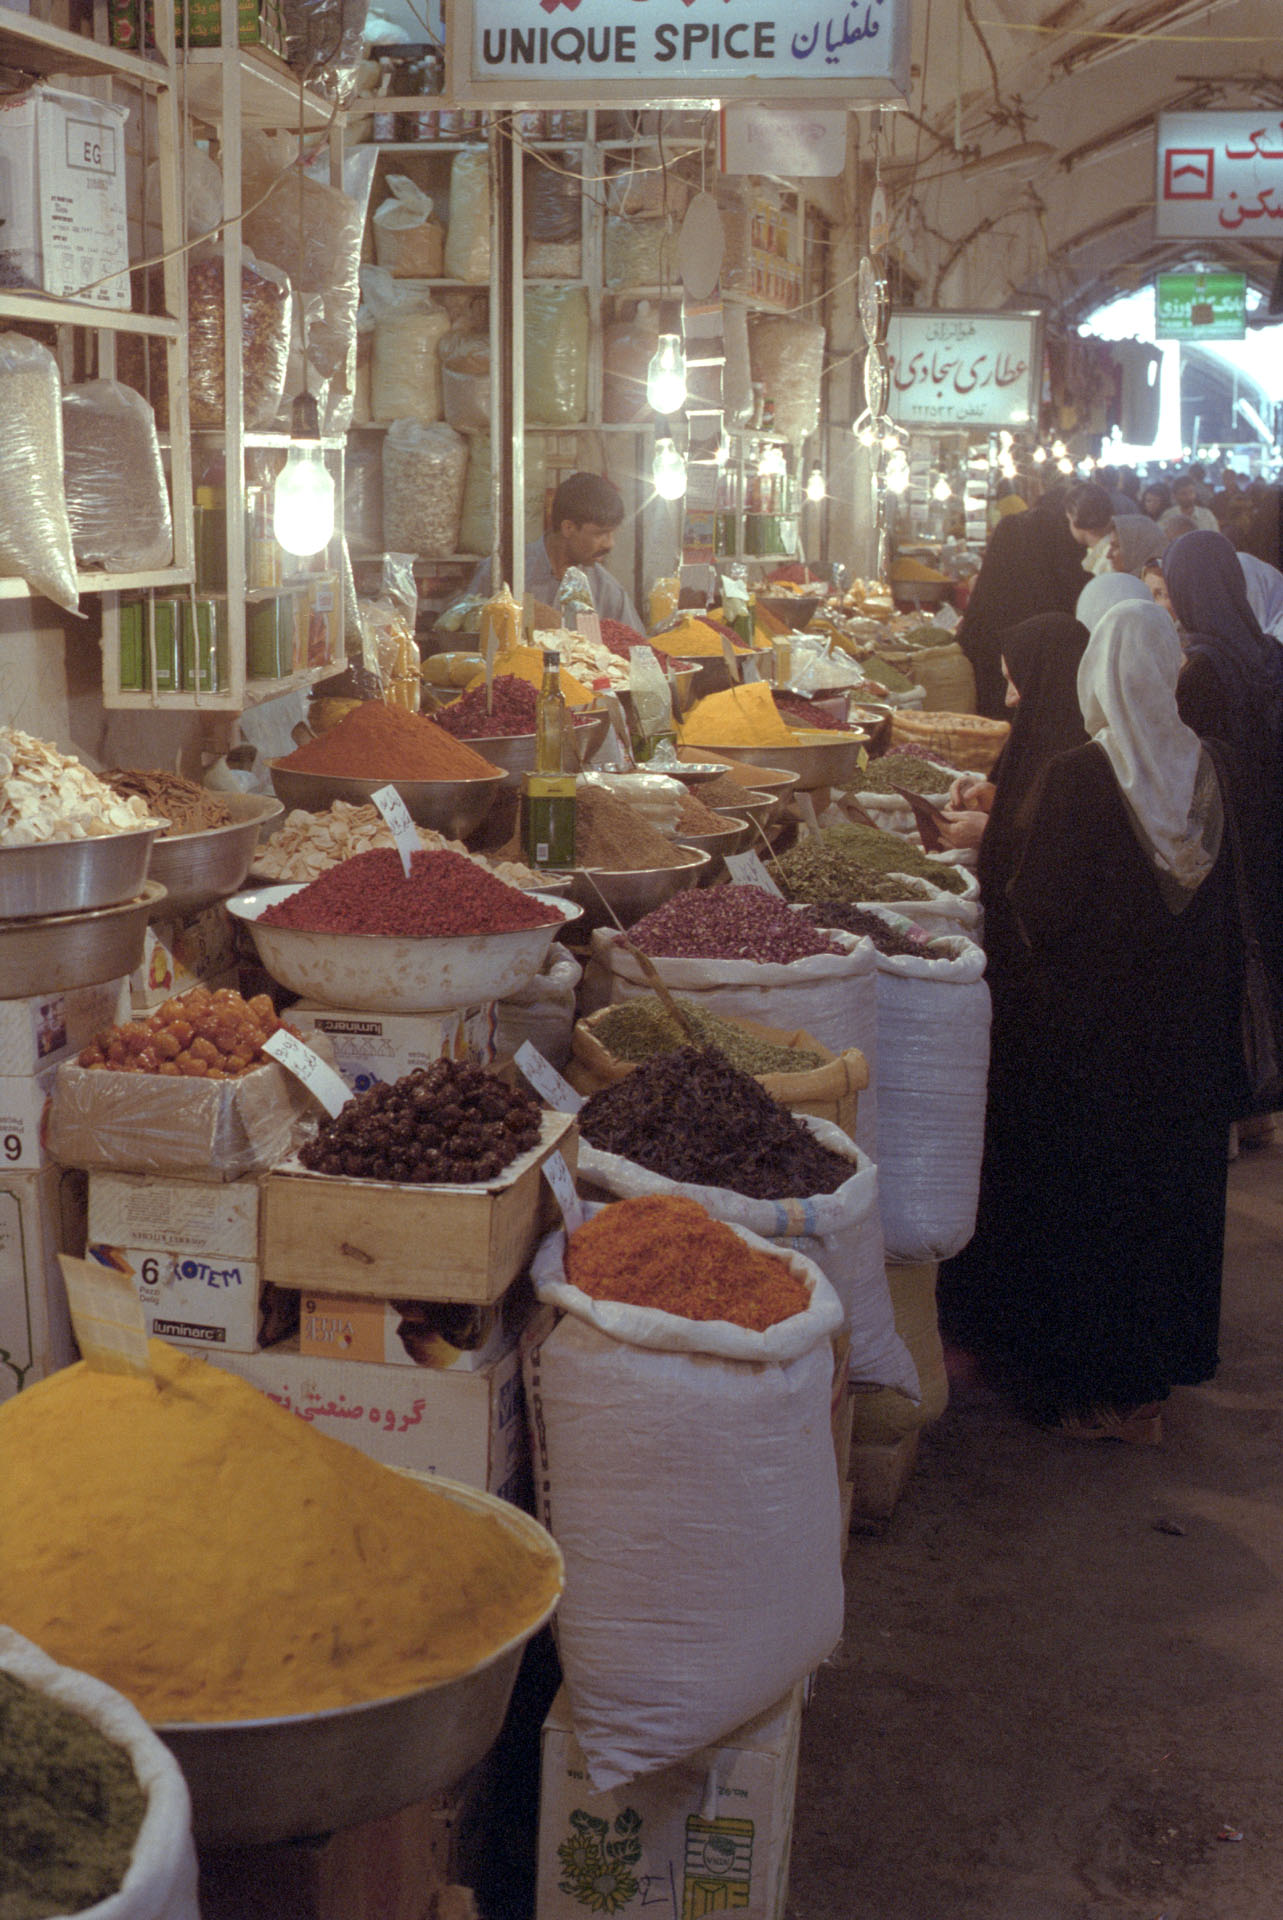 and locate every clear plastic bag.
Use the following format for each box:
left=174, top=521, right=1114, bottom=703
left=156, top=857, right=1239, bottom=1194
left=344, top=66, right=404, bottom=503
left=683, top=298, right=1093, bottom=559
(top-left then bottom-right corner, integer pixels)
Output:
left=0, top=335, right=78, bottom=612
left=524, top=239, right=582, bottom=279
left=440, top=329, right=491, bottom=433
left=443, top=148, right=490, bottom=284
left=525, top=152, right=581, bottom=242
left=604, top=214, right=676, bottom=290
left=63, top=380, right=172, bottom=572
left=747, top=315, right=826, bottom=448
left=524, top=286, right=588, bottom=425
left=382, top=420, right=468, bottom=557
left=373, top=174, right=445, bottom=277
left=602, top=305, right=659, bottom=423
left=366, top=269, right=449, bottom=423
left=458, top=436, right=548, bottom=556
left=186, top=251, right=293, bottom=430
left=283, top=0, right=370, bottom=100
left=343, top=433, right=383, bottom=553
